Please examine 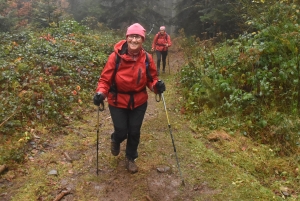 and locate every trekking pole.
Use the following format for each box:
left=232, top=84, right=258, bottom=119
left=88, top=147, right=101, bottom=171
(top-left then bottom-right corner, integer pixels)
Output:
left=168, top=54, right=170, bottom=75
left=156, top=92, right=185, bottom=186
left=96, top=101, right=104, bottom=175
left=147, top=24, right=154, bottom=35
